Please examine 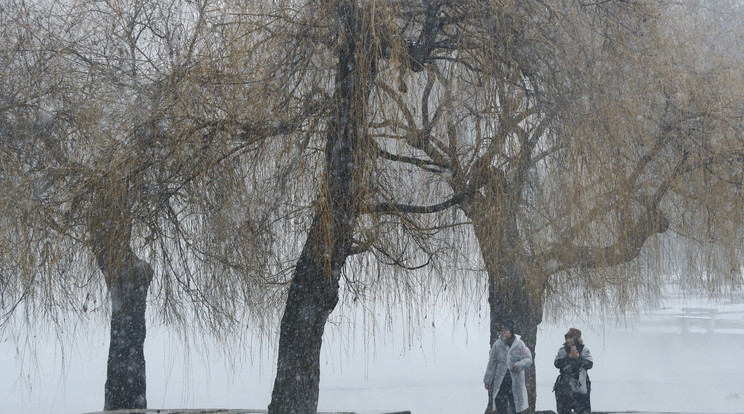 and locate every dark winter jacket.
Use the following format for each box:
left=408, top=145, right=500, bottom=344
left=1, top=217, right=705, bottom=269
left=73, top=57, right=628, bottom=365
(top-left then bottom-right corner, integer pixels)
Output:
left=553, top=342, right=593, bottom=395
